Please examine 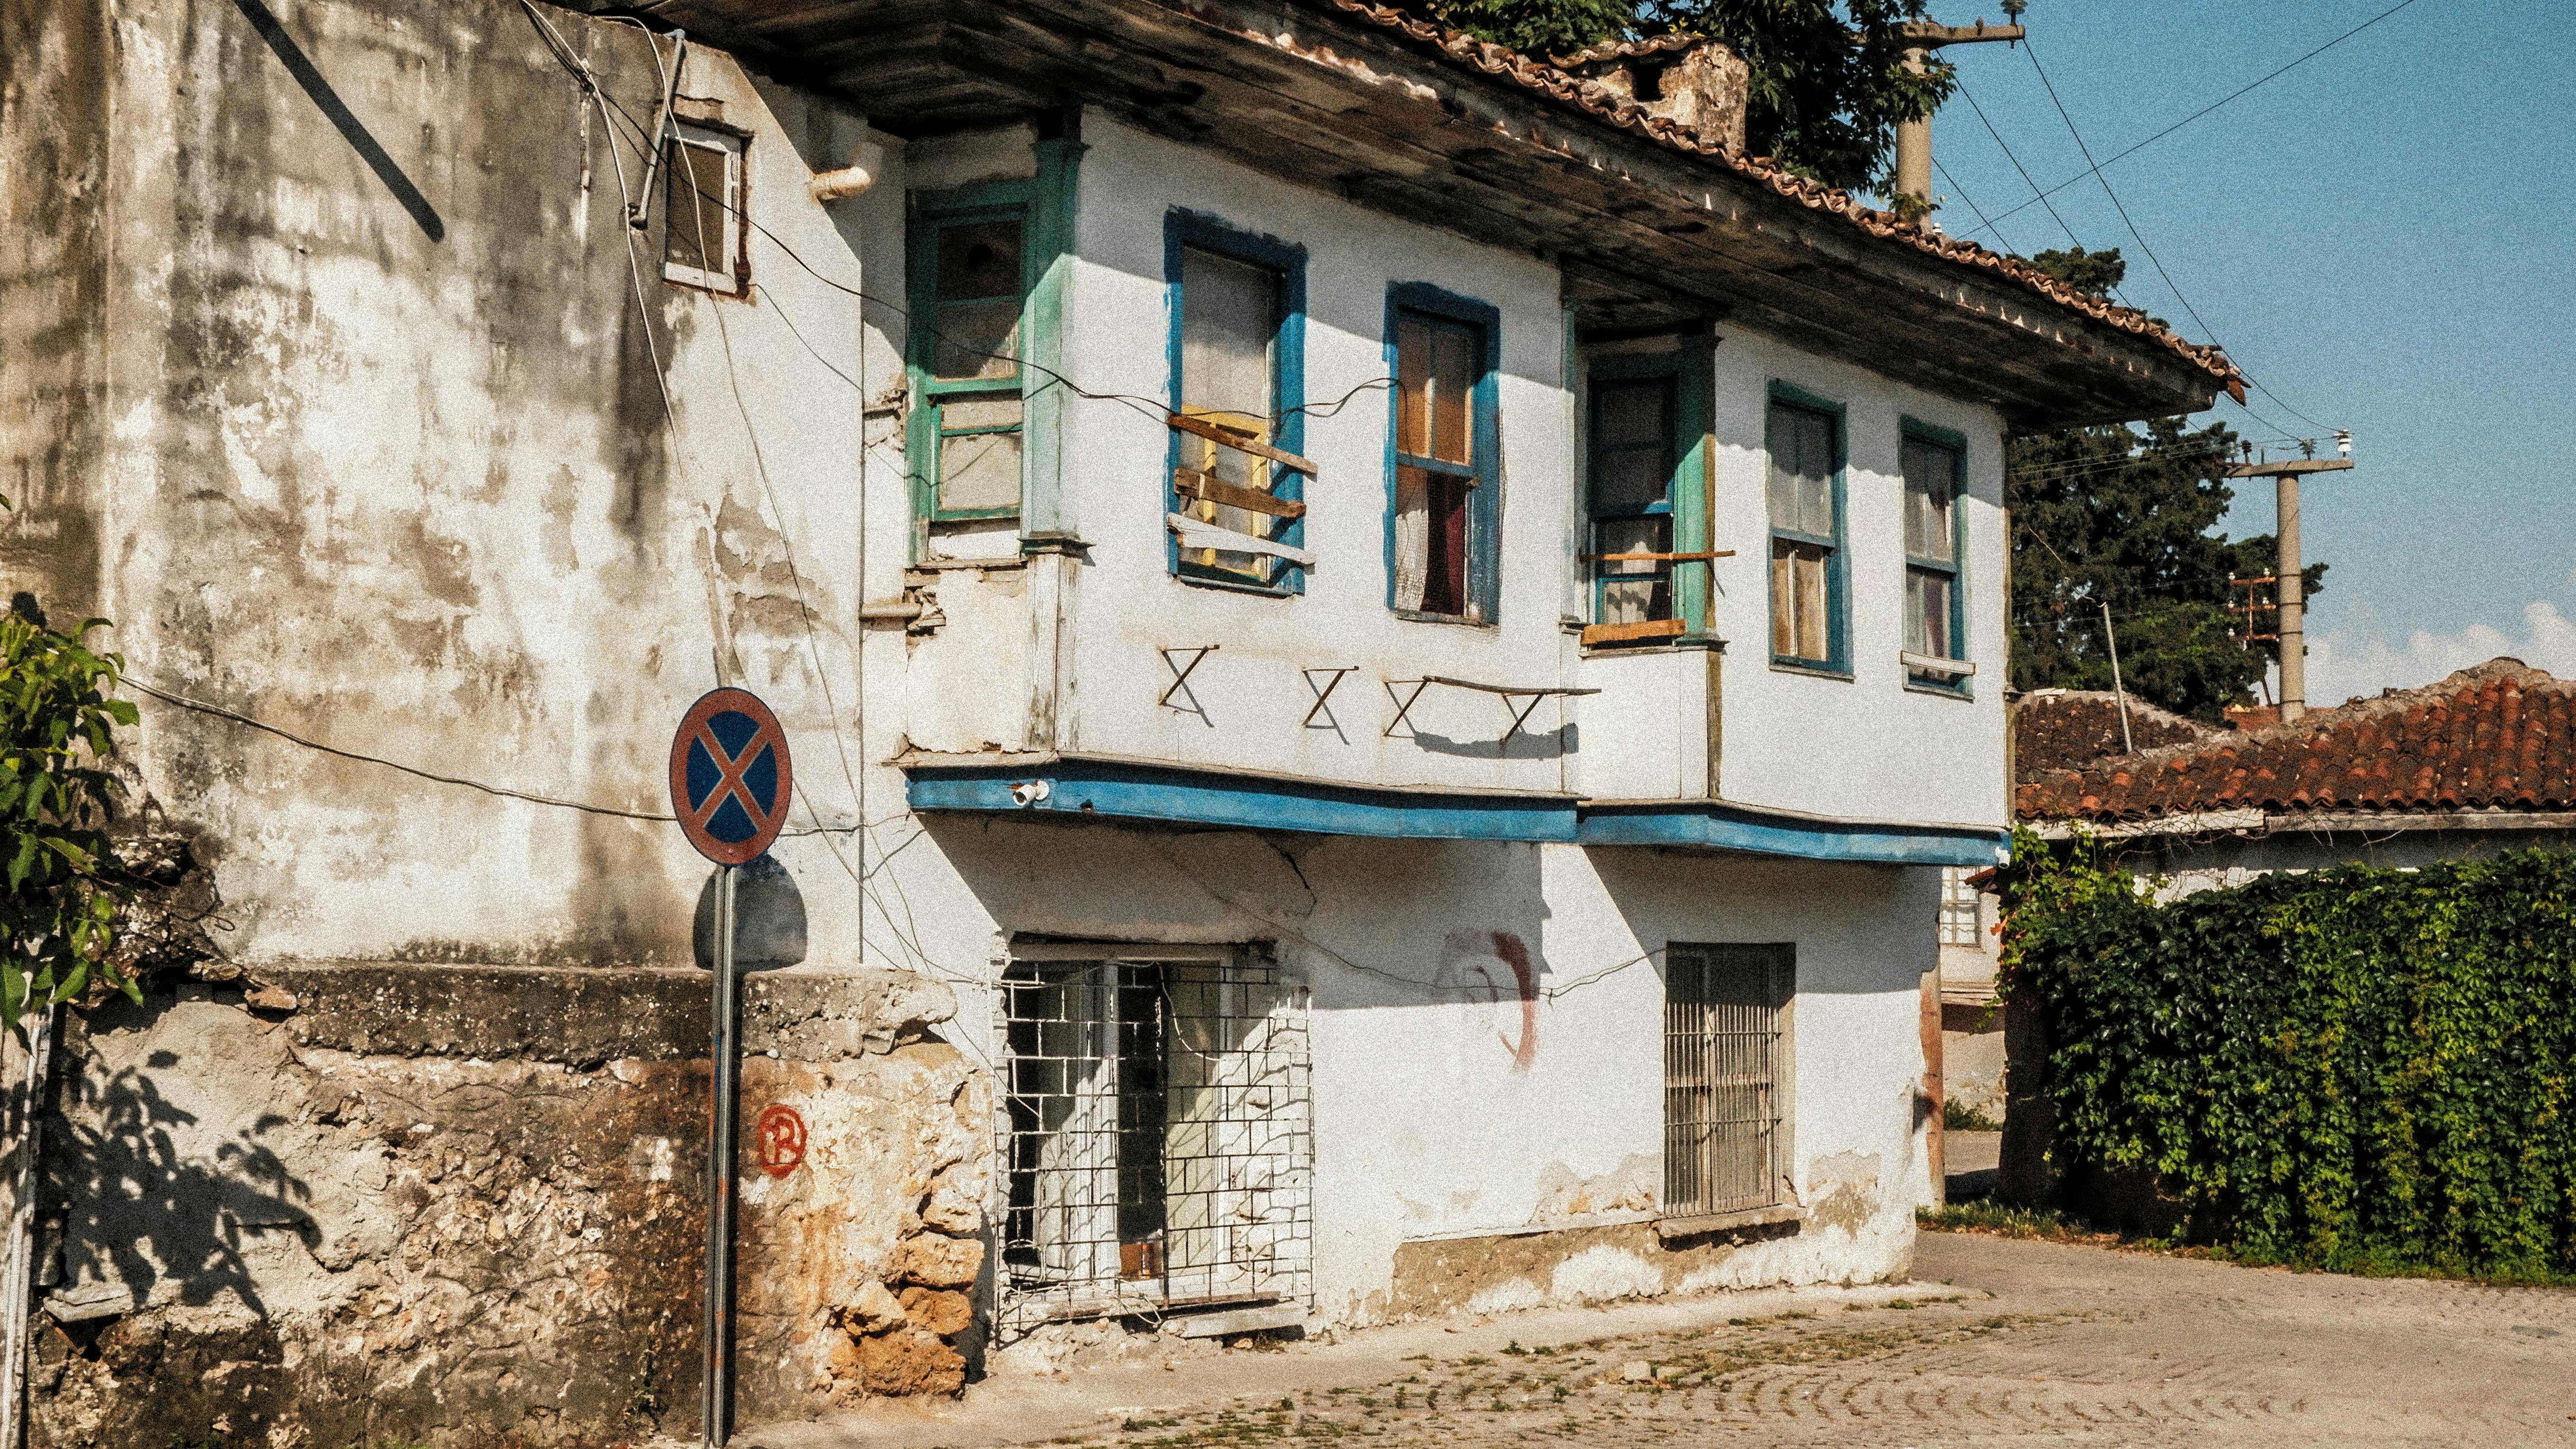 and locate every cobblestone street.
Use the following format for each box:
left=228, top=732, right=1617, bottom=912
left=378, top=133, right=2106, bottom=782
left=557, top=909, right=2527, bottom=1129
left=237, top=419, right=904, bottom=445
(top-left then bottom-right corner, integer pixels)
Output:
left=759, top=1230, right=2576, bottom=1449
